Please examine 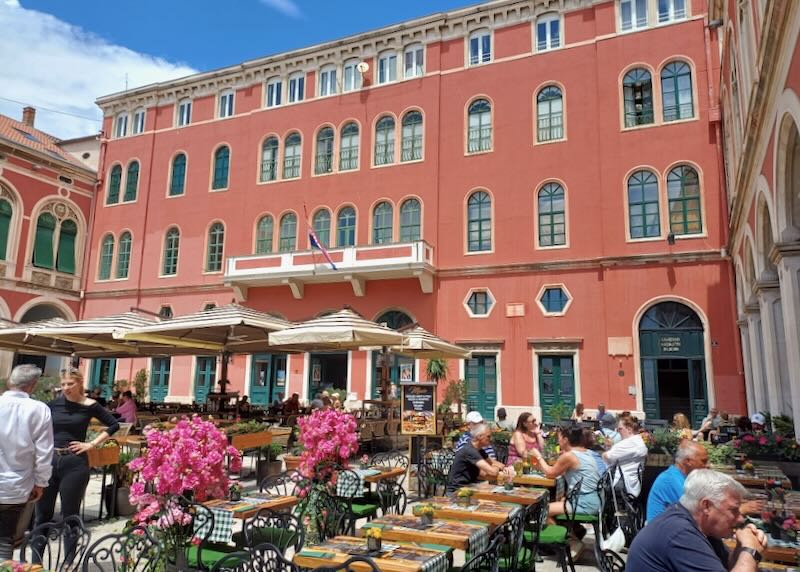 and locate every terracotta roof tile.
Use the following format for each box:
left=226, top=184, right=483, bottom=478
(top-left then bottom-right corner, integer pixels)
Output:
left=0, top=113, right=88, bottom=169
